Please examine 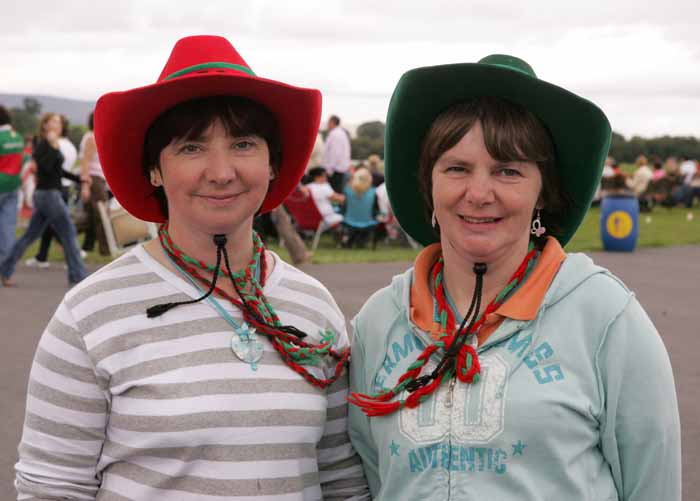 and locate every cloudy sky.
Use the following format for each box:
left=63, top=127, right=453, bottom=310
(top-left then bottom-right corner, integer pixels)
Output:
left=3, top=0, right=700, bottom=138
